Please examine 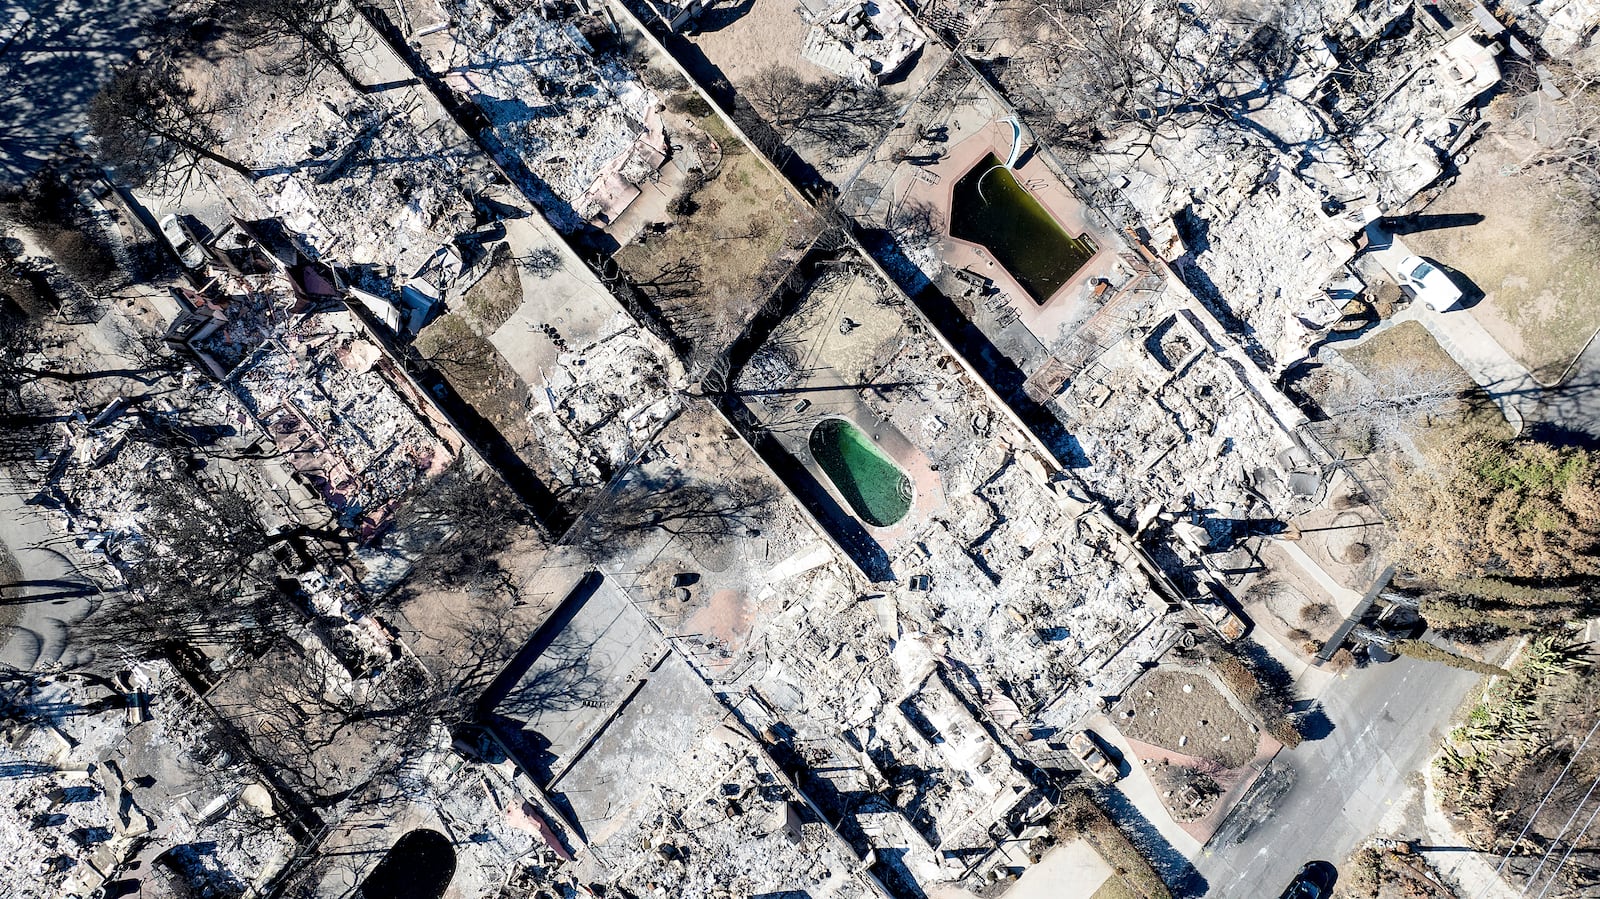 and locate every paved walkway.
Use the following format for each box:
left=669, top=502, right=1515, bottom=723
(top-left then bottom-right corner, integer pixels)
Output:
left=1001, top=839, right=1113, bottom=899
left=1088, top=711, right=1206, bottom=859
left=1421, top=758, right=1522, bottom=899
left=1361, top=224, right=1540, bottom=434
